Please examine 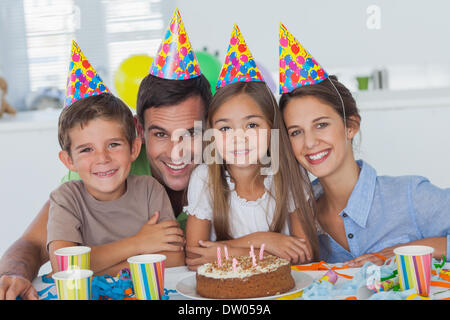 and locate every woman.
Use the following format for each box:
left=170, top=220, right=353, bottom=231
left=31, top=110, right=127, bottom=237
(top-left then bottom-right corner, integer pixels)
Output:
left=279, top=75, right=450, bottom=266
